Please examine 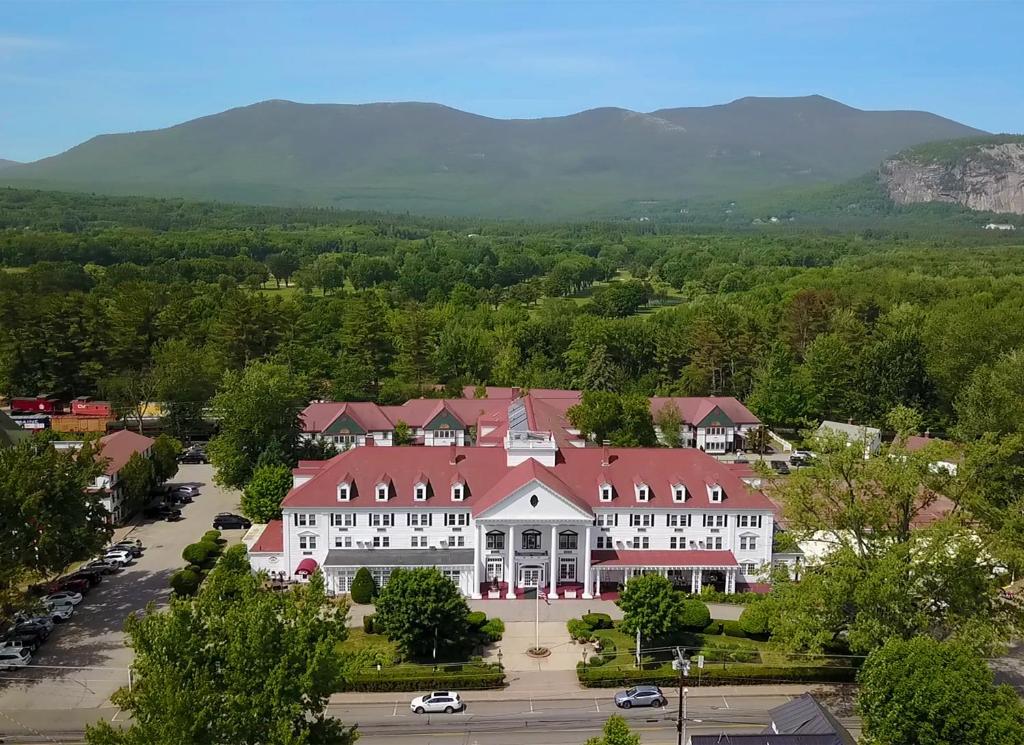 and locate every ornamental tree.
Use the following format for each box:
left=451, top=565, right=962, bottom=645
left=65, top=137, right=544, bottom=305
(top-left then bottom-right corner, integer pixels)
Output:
left=373, top=567, right=470, bottom=659
left=858, top=637, right=1024, bottom=745
left=149, top=433, right=182, bottom=483
left=584, top=715, right=641, bottom=745
left=617, top=574, right=684, bottom=644
left=241, top=463, right=293, bottom=523
left=85, top=547, right=355, bottom=745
